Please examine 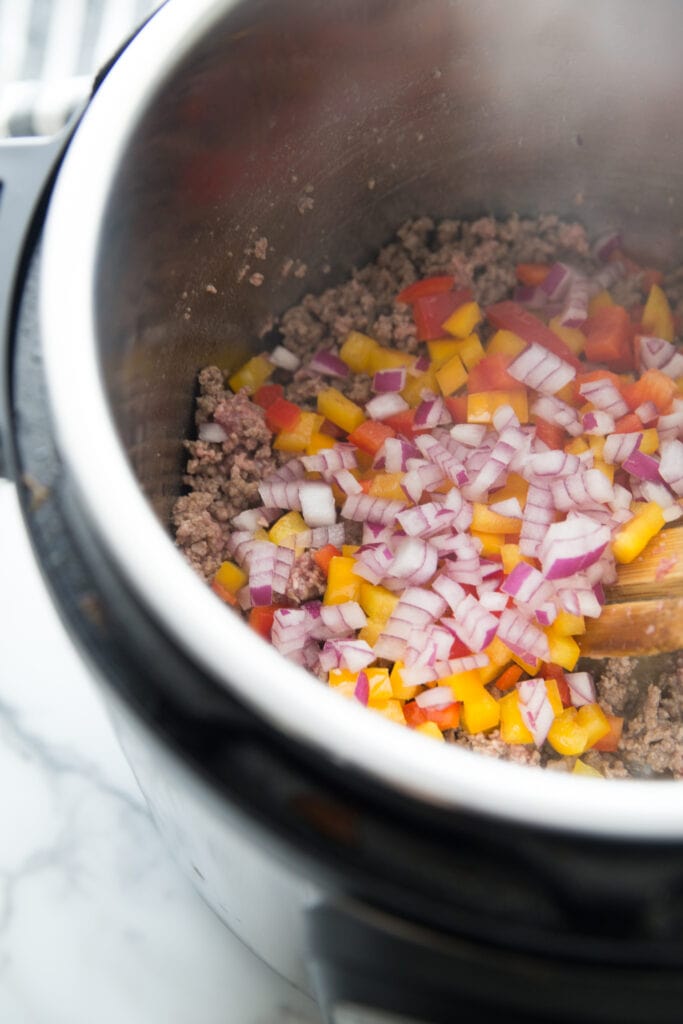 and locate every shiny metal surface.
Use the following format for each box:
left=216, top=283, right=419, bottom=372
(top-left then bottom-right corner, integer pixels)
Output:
left=41, top=0, right=683, bottom=836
